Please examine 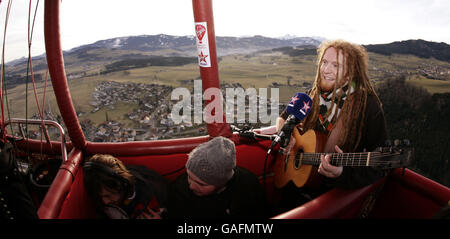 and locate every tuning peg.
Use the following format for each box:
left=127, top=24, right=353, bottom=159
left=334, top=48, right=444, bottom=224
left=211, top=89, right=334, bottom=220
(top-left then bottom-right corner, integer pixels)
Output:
left=394, top=139, right=401, bottom=147
left=384, top=140, right=392, bottom=147
left=402, top=139, right=410, bottom=146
